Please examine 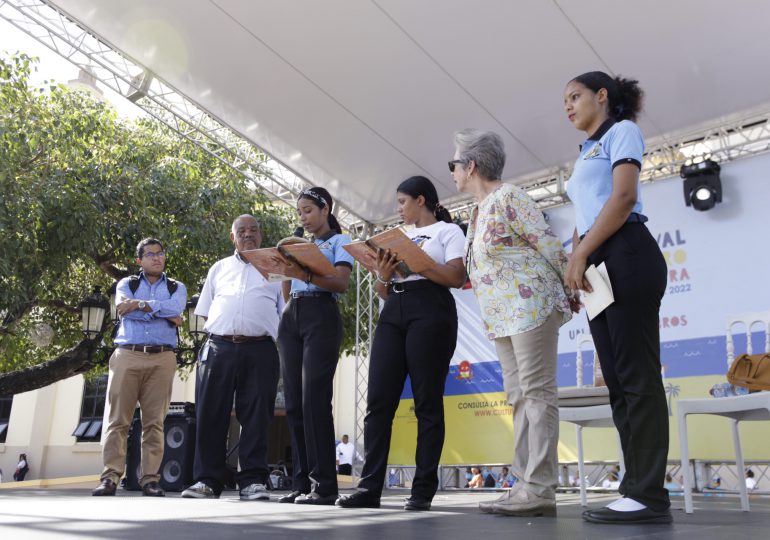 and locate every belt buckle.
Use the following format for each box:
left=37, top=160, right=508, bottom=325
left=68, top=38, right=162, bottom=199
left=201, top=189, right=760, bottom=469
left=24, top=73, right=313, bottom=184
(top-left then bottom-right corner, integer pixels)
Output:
left=391, top=282, right=405, bottom=294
